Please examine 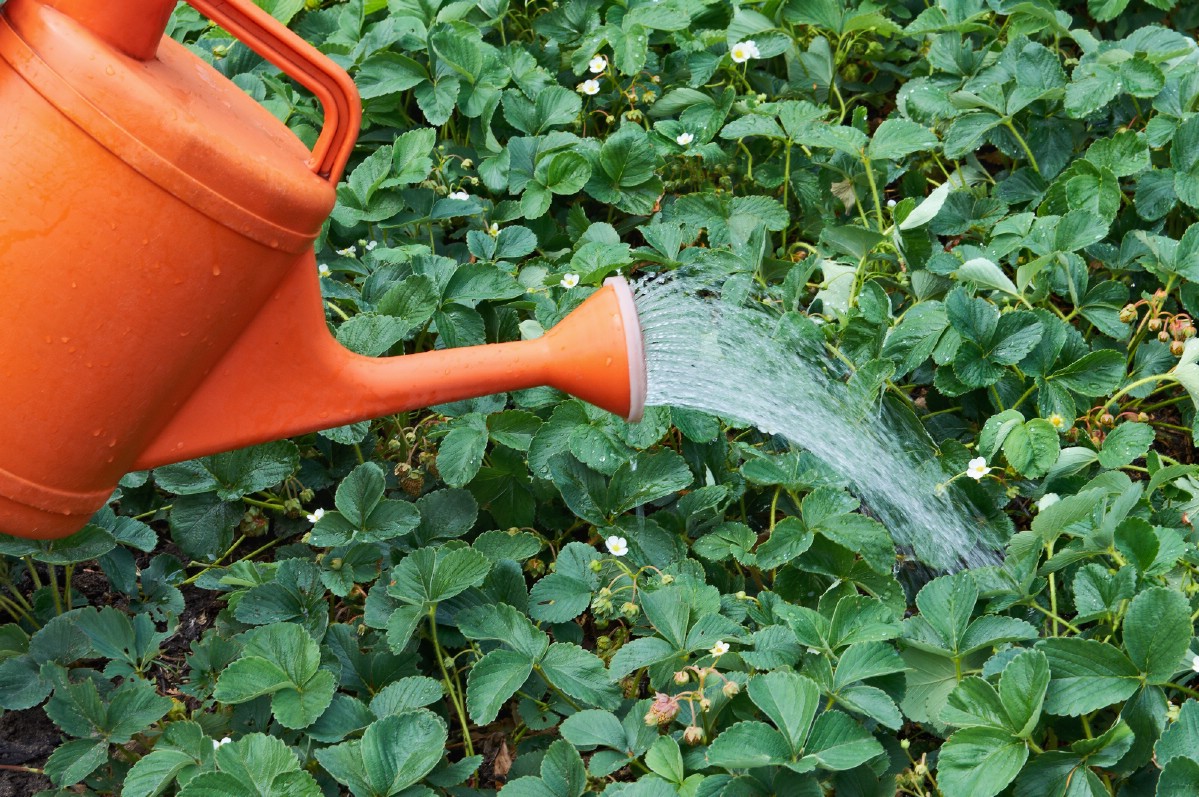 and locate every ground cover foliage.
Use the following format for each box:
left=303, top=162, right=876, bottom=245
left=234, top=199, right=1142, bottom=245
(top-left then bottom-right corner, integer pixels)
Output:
left=4, top=0, right=1199, bottom=794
